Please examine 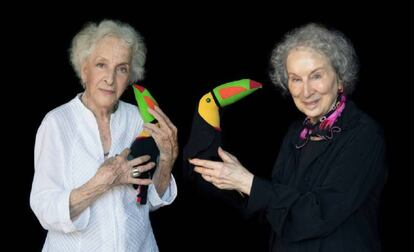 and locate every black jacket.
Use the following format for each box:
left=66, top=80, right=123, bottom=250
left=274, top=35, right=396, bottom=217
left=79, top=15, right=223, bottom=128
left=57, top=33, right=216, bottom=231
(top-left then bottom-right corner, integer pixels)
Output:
left=247, top=101, right=387, bottom=251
